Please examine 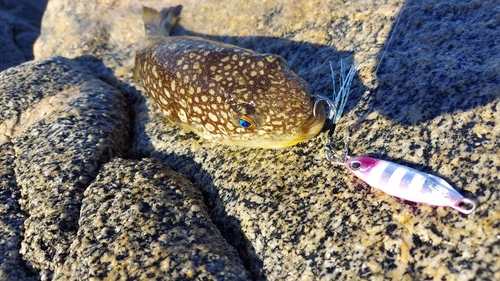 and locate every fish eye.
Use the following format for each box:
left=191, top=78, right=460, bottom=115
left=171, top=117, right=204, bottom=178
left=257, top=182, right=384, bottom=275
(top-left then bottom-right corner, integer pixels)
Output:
left=231, top=103, right=260, bottom=129
left=349, top=161, right=361, bottom=170
left=237, top=116, right=256, bottom=128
